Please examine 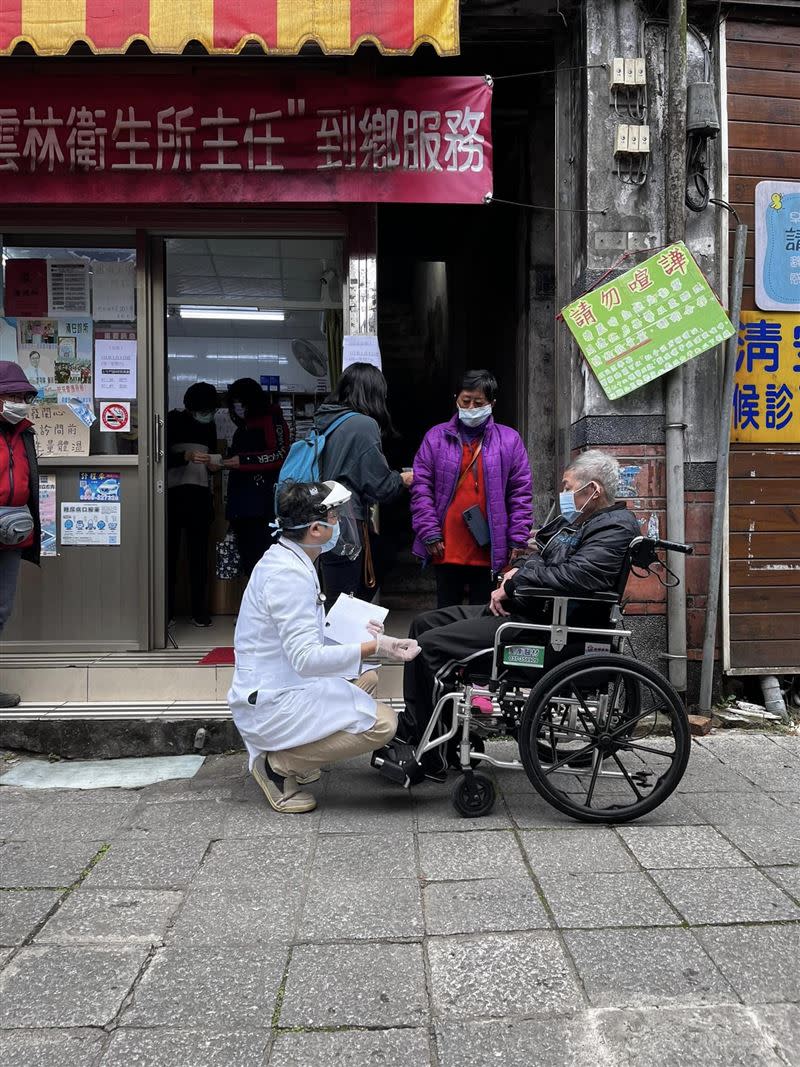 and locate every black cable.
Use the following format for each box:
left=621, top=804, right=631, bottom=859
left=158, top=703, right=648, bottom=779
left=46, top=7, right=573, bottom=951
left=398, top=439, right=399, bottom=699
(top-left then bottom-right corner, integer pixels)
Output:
left=487, top=195, right=607, bottom=215
left=709, top=198, right=741, bottom=224
left=492, top=64, right=606, bottom=82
